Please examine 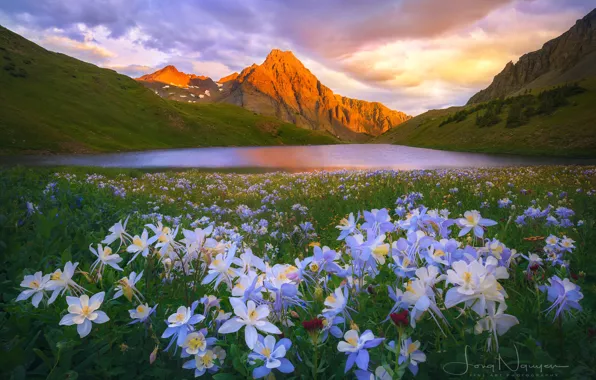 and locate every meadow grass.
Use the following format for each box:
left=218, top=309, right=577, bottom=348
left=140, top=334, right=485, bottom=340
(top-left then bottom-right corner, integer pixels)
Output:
left=1, top=166, right=596, bottom=379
